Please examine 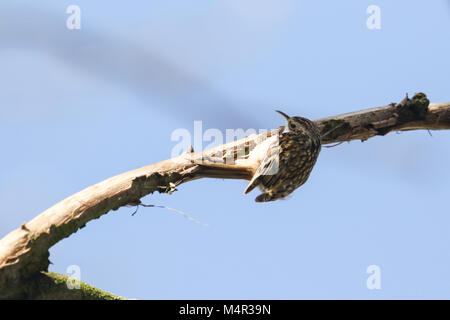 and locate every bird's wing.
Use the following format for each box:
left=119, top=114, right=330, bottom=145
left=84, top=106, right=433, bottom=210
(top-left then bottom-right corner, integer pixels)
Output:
left=243, top=137, right=280, bottom=194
